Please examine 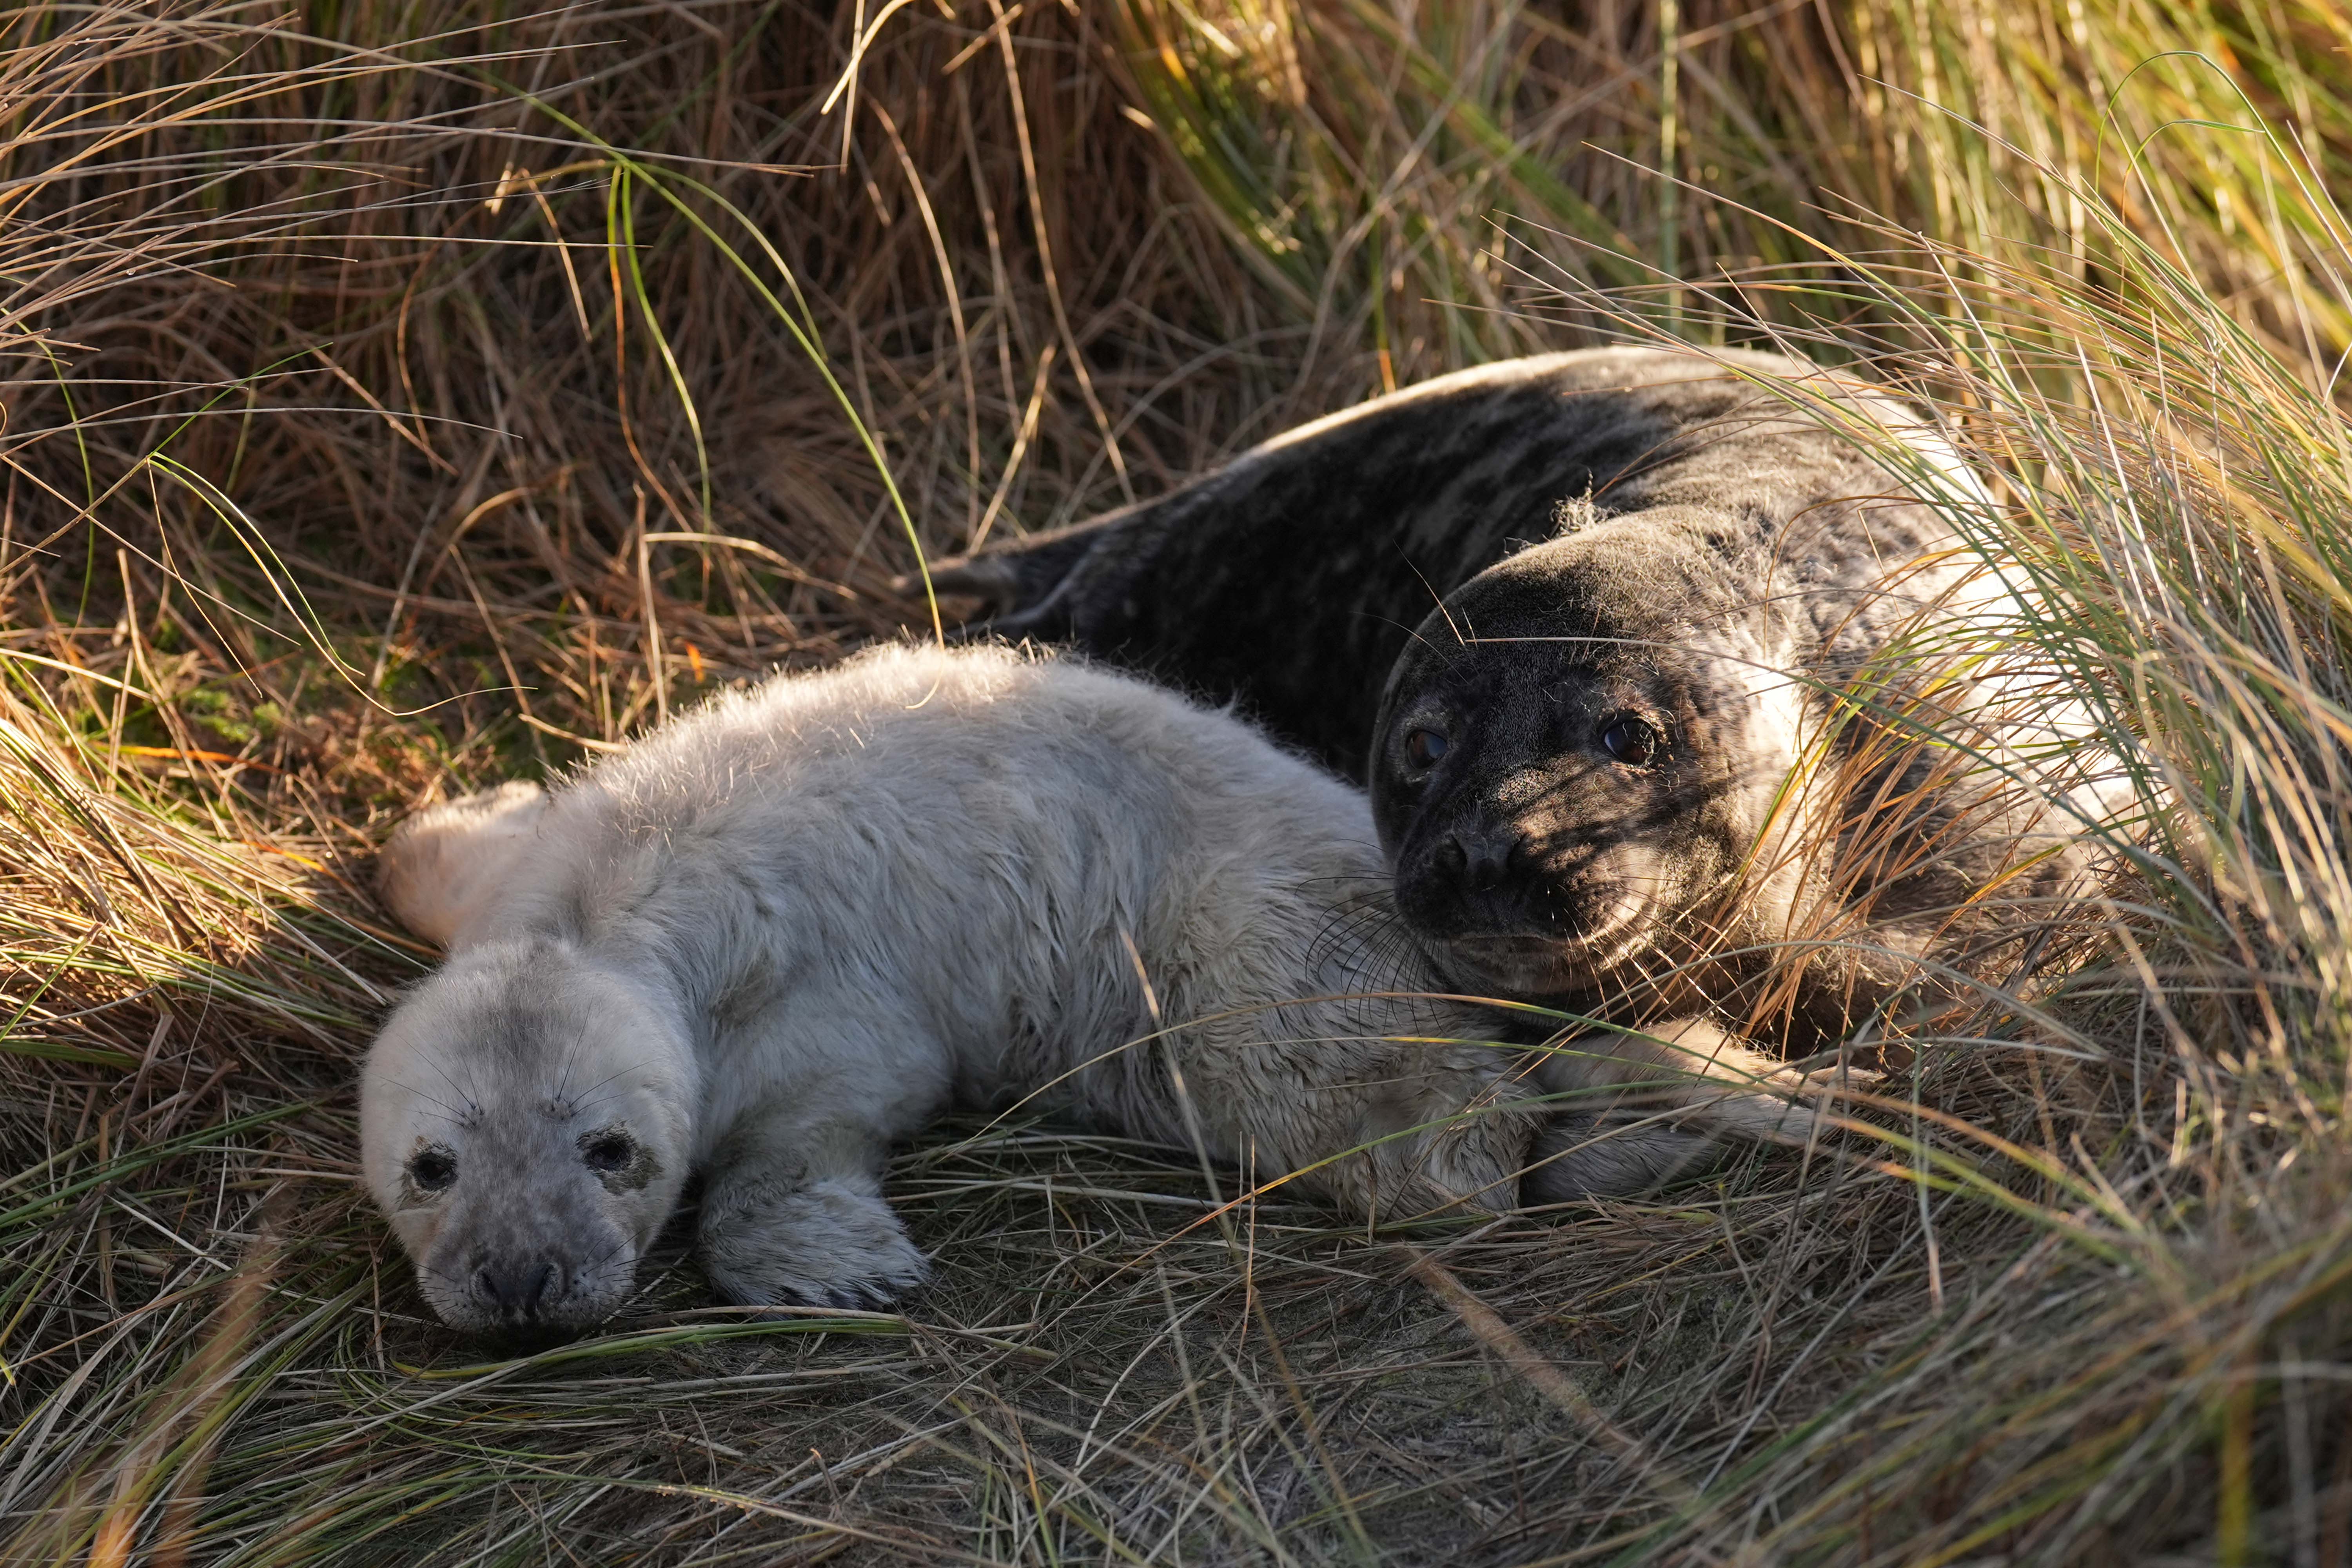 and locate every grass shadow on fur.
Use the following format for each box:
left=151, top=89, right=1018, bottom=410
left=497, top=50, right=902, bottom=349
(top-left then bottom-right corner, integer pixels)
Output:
left=5, top=0, right=2352, bottom=1562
